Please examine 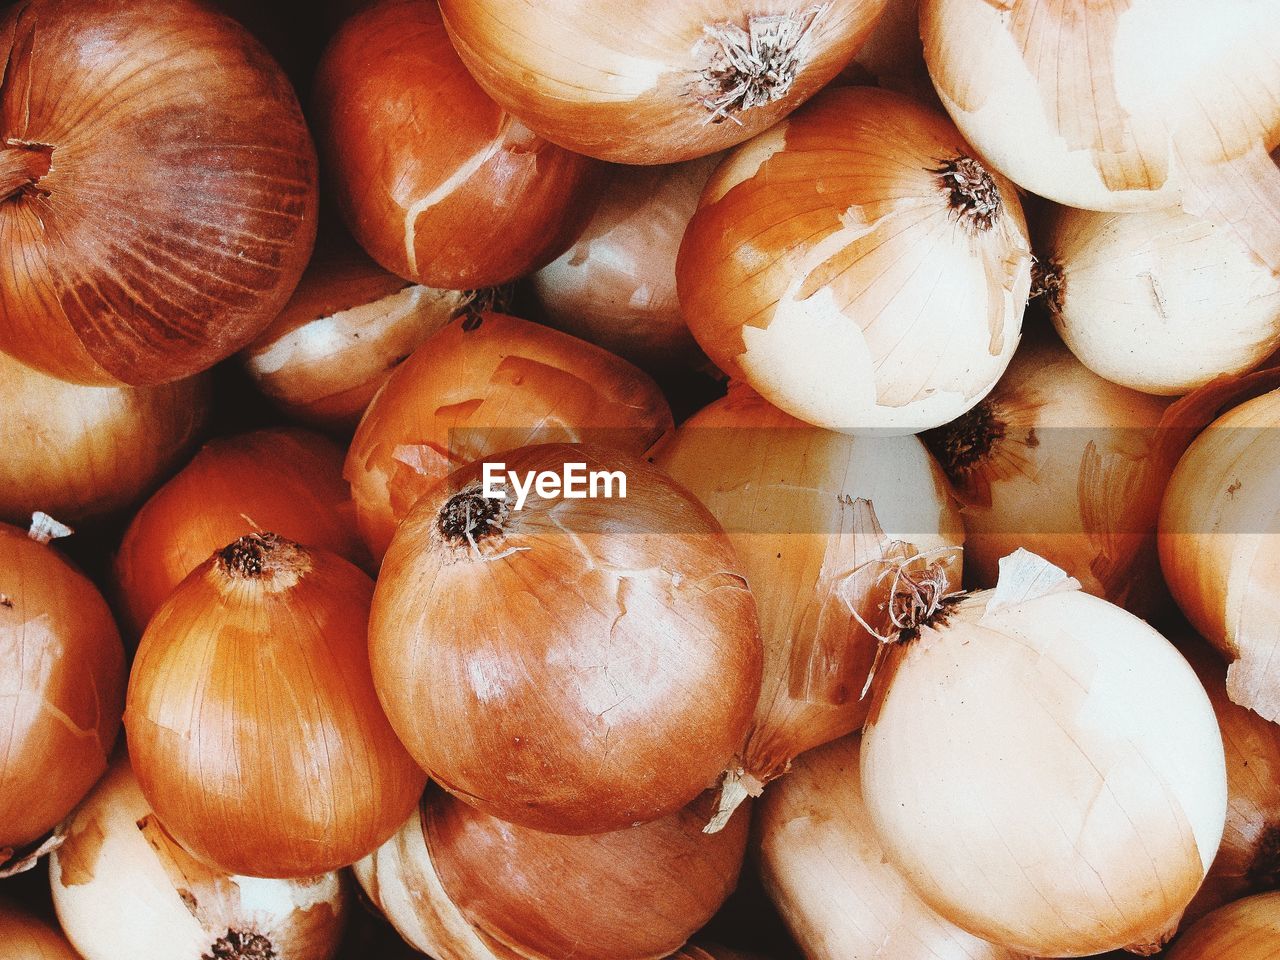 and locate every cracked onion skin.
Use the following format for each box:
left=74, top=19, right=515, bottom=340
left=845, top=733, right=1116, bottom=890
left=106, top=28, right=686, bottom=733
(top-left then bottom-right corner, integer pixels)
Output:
left=313, top=0, right=604, bottom=290
left=0, top=522, right=126, bottom=865
left=0, top=0, right=319, bottom=387
left=370, top=443, right=762, bottom=835
left=0, top=900, right=79, bottom=959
